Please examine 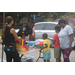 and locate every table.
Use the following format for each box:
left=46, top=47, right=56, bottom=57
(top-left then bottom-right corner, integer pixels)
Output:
left=19, top=49, right=43, bottom=62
